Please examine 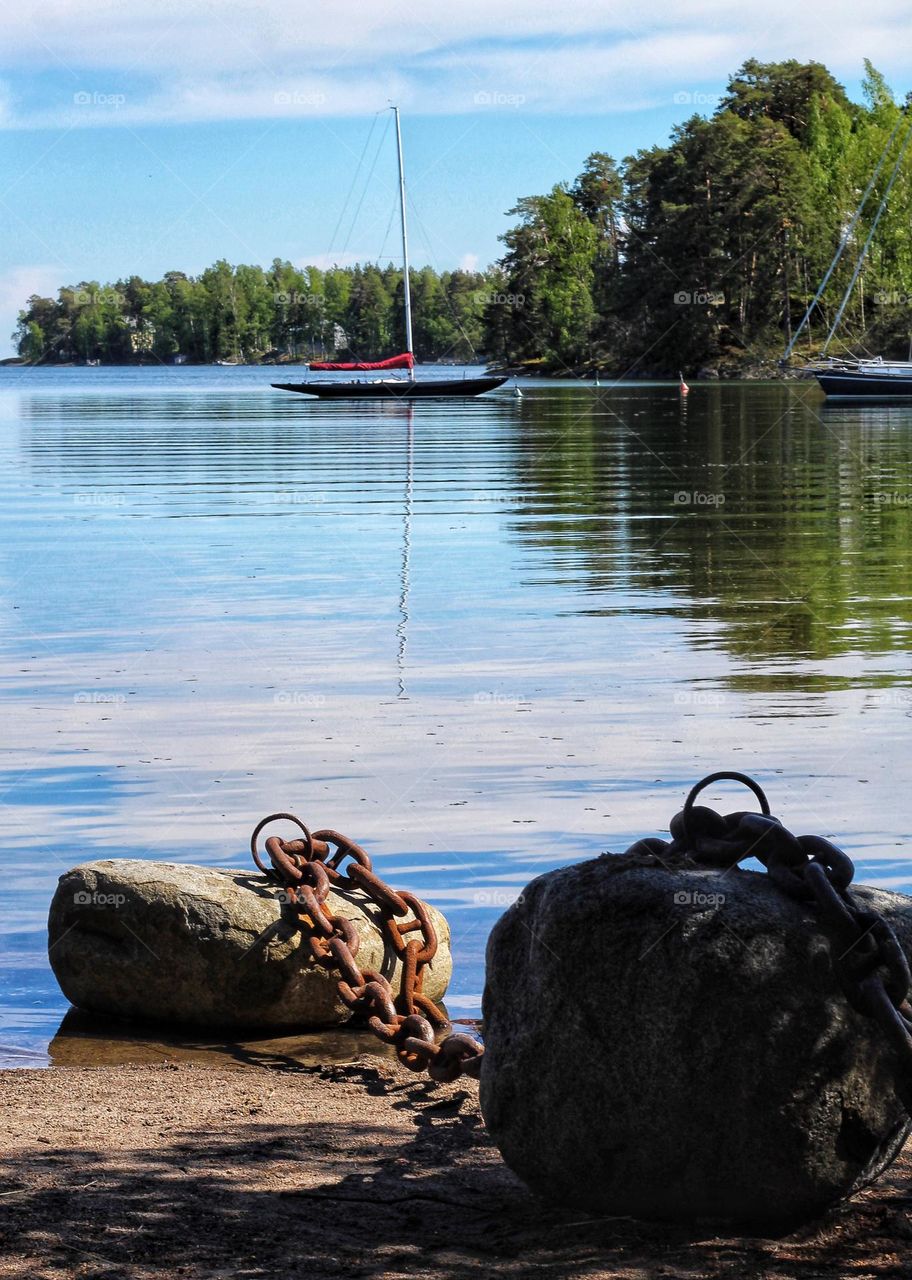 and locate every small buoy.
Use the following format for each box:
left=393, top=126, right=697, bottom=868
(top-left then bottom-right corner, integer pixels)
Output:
left=514, top=385, right=523, bottom=399
left=594, top=372, right=600, bottom=387
left=678, top=371, right=690, bottom=396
